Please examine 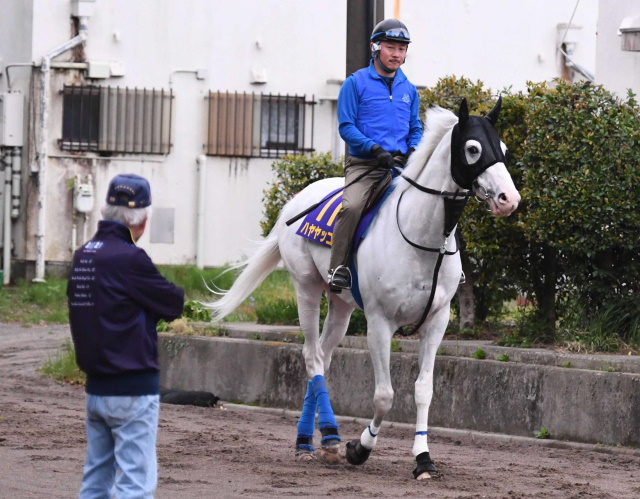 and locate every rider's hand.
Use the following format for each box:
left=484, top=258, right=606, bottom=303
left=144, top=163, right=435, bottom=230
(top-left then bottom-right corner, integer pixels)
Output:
left=371, top=144, right=396, bottom=169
